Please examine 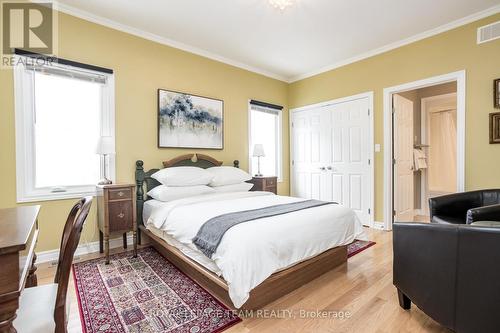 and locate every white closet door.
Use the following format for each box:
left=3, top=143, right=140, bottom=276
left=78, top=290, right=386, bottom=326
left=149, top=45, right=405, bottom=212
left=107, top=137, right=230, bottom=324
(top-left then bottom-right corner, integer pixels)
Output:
left=291, top=97, right=371, bottom=226
left=329, top=98, right=371, bottom=224
left=291, top=107, right=331, bottom=201
left=393, top=94, right=414, bottom=222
